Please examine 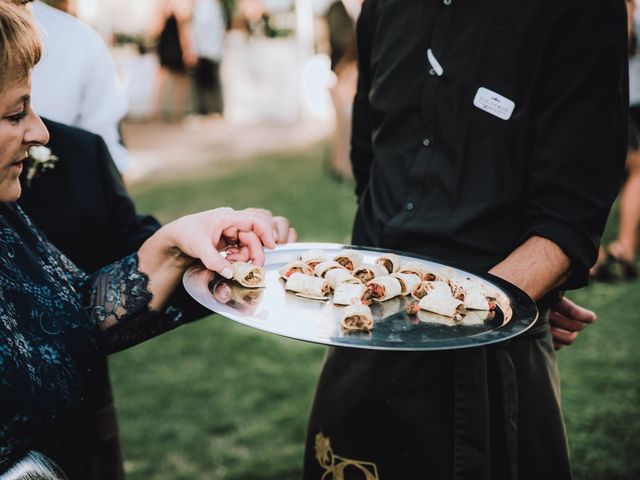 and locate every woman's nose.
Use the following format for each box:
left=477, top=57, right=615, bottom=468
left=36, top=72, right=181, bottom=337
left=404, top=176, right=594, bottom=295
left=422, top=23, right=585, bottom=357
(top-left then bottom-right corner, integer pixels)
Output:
left=24, top=109, right=50, bottom=146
